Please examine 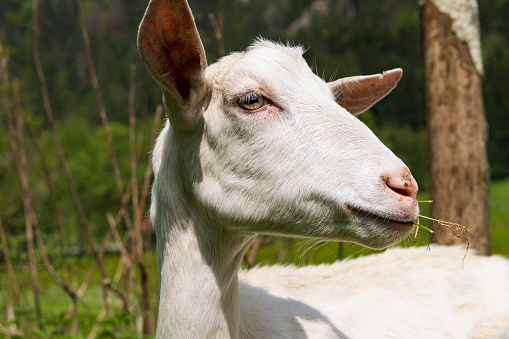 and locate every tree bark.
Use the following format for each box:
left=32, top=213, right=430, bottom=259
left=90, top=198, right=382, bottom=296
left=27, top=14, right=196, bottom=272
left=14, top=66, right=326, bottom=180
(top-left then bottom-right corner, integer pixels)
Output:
left=420, top=0, right=490, bottom=255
